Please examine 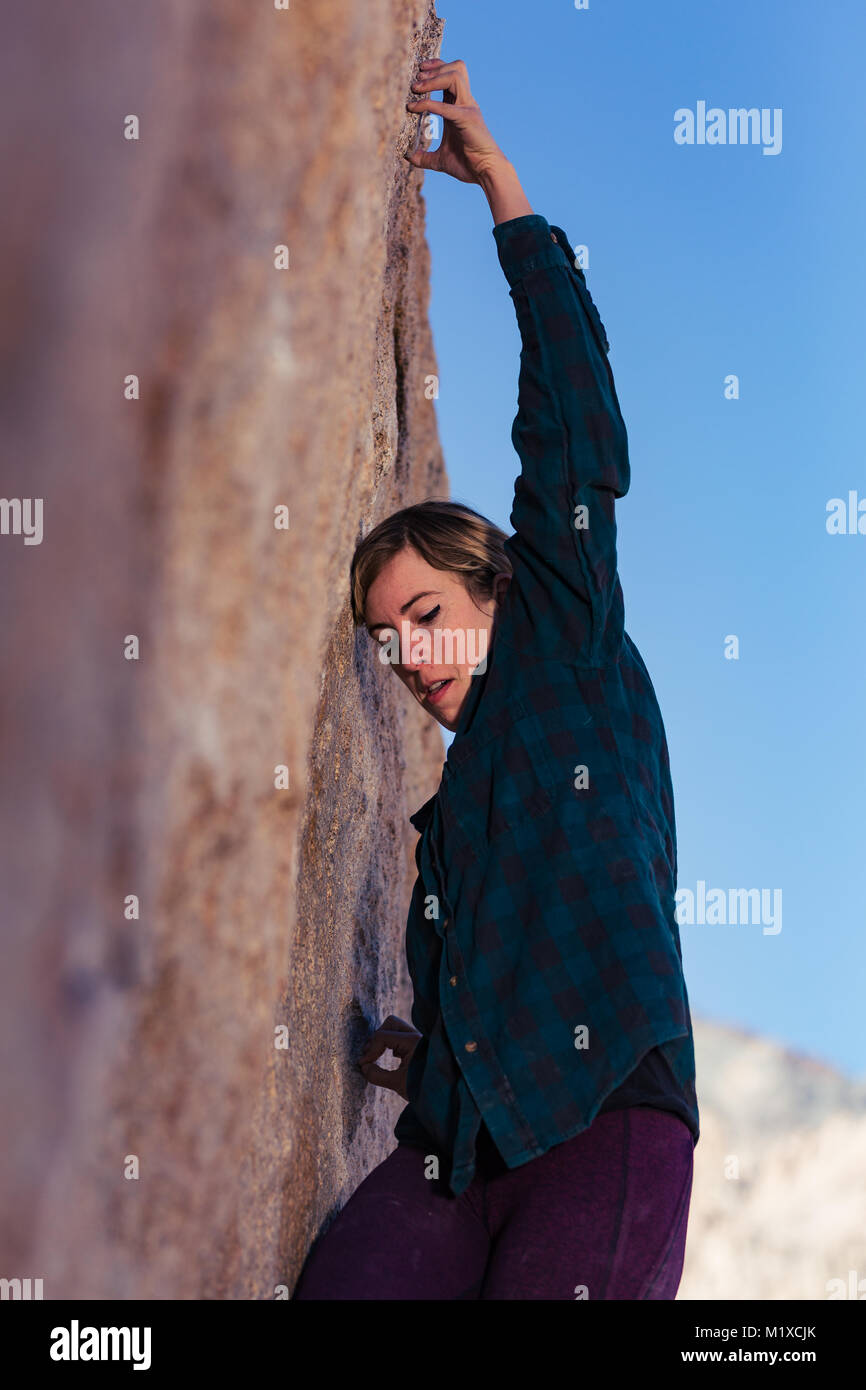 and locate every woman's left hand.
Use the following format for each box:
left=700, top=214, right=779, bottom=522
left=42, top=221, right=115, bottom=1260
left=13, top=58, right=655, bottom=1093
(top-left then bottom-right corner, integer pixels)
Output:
left=405, top=57, right=508, bottom=185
